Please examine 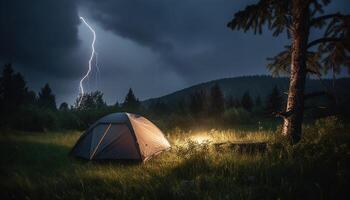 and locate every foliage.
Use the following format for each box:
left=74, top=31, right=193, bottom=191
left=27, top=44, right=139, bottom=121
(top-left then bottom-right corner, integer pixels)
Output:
left=122, top=88, right=141, bottom=112
left=59, top=102, right=69, bottom=111
left=16, top=105, right=59, bottom=131
left=223, top=107, right=252, bottom=124
left=38, top=83, right=57, bottom=110
left=75, top=91, right=106, bottom=111
left=189, top=89, right=208, bottom=118
left=208, top=83, right=225, bottom=116
left=228, top=0, right=350, bottom=77
left=228, top=0, right=350, bottom=143
left=241, top=91, right=253, bottom=112
left=265, top=85, right=283, bottom=115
